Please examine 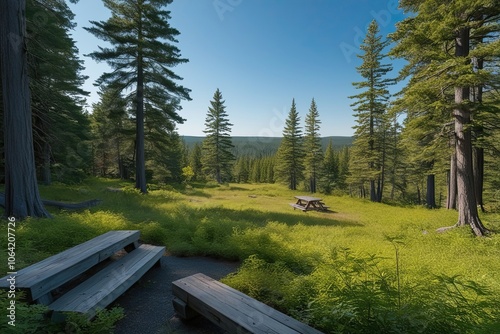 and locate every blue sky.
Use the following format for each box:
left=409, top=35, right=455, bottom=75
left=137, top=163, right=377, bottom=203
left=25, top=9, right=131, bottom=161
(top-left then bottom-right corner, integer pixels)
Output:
left=68, top=0, right=406, bottom=137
